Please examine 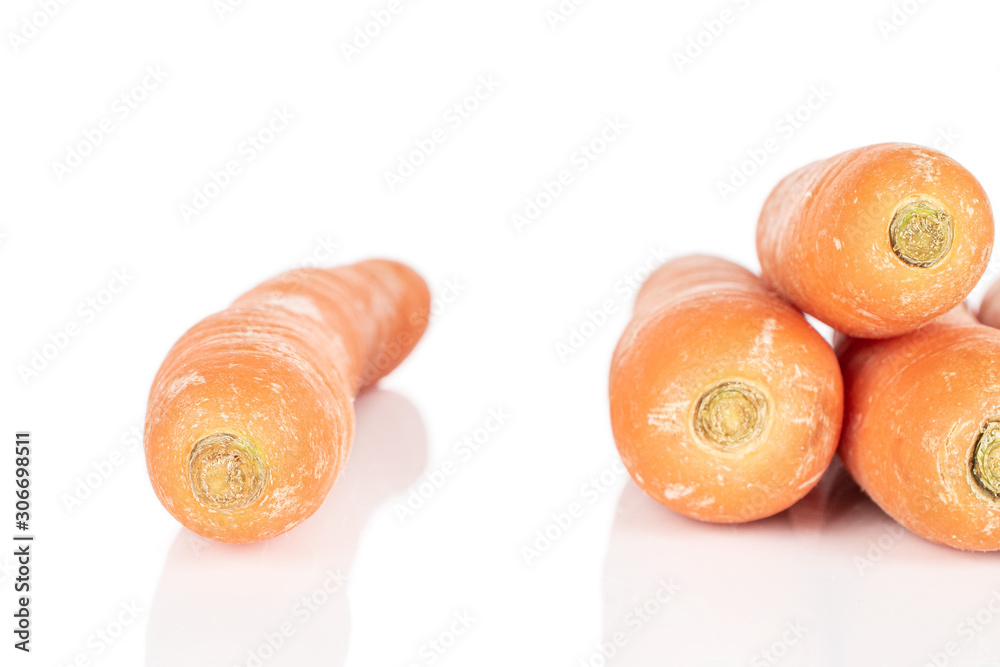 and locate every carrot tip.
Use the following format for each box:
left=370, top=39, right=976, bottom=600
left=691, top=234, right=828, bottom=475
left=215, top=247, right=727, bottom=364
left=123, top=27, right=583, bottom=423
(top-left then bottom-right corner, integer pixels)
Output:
left=972, top=421, right=1000, bottom=500
left=889, top=200, right=954, bottom=268
left=694, top=381, right=768, bottom=450
left=188, top=433, right=267, bottom=511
